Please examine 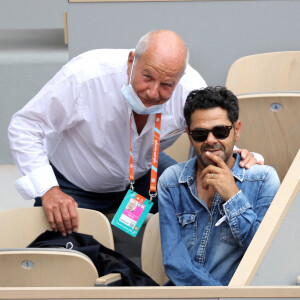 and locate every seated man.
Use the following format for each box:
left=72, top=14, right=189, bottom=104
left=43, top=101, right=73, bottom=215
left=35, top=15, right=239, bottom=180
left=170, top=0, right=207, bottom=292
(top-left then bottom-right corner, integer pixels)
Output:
left=158, top=86, right=280, bottom=286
